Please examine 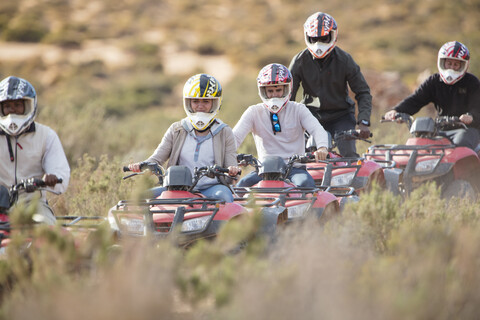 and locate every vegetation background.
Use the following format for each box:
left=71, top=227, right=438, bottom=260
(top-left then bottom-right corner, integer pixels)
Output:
left=1, top=0, right=480, bottom=319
